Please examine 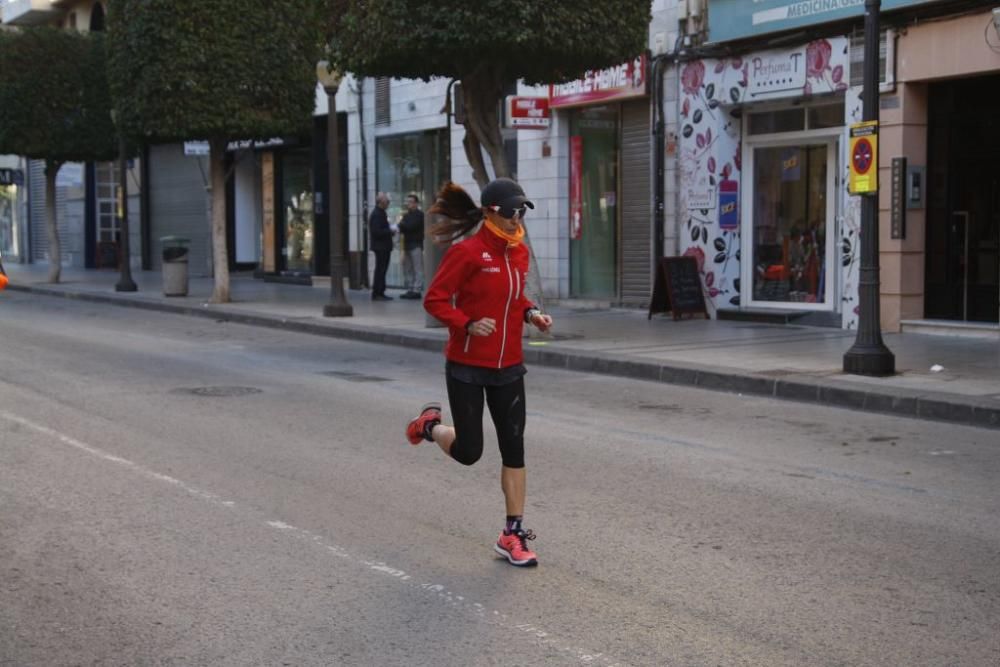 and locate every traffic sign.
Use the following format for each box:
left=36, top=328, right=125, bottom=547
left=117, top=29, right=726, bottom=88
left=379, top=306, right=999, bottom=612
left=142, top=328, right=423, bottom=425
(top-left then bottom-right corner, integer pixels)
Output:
left=849, top=121, right=878, bottom=195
